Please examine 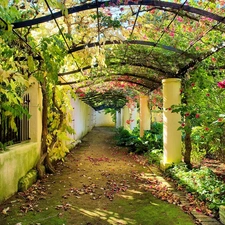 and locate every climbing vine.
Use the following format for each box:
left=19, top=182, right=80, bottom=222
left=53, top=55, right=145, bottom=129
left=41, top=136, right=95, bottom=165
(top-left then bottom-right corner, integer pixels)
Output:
left=0, top=0, right=225, bottom=171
